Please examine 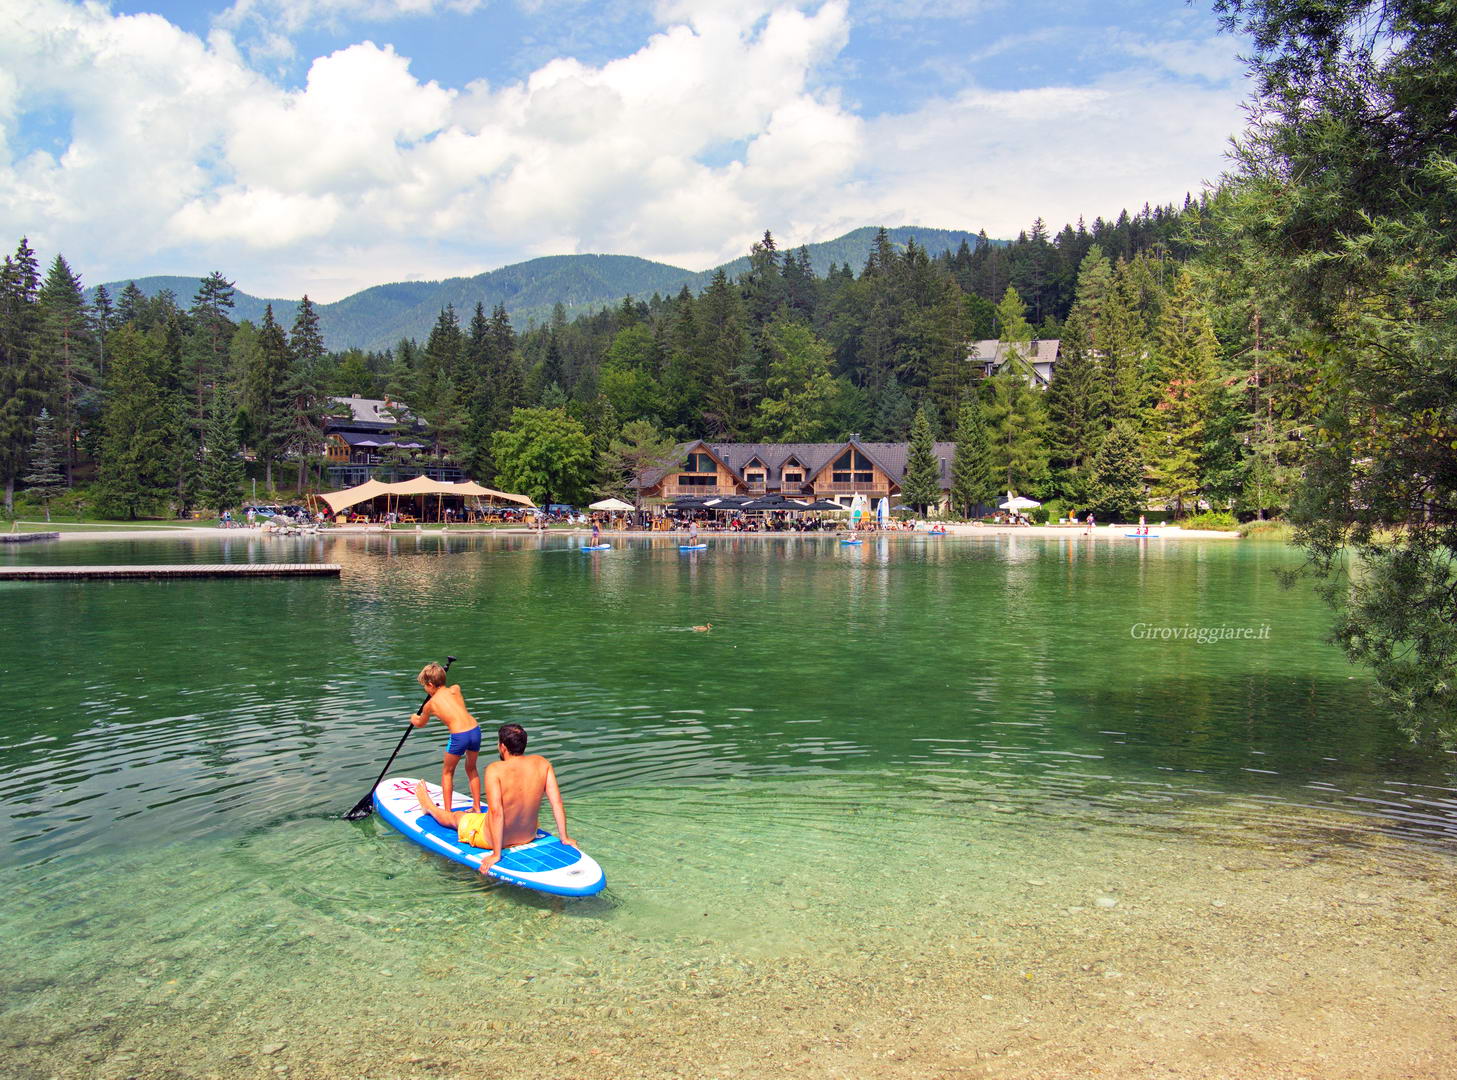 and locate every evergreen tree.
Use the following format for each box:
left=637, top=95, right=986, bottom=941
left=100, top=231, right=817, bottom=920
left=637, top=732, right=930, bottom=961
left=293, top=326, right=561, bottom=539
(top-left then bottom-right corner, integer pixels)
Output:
left=91, top=283, right=113, bottom=381
left=1145, top=272, right=1219, bottom=516
left=115, top=282, right=146, bottom=327
left=1044, top=313, right=1109, bottom=503
left=599, top=419, right=681, bottom=508
left=96, top=325, right=178, bottom=519
left=754, top=316, right=839, bottom=442
left=984, top=368, right=1051, bottom=497
left=900, top=405, right=942, bottom=514
left=870, top=380, right=914, bottom=440
left=187, top=272, right=236, bottom=430
left=22, top=407, right=66, bottom=520
left=241, top=306, right=294, bottom=489
left=695, top=270, right=753, bottom=436
left=35, top=254, right=94, bottom=482
left=1086, top=420, right=1145, bottom=521
left=950, top=397, right=996, bottom=517
left=197, top=387, right=245, bottom=513
left=0, top=238, right=45, bottom=513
